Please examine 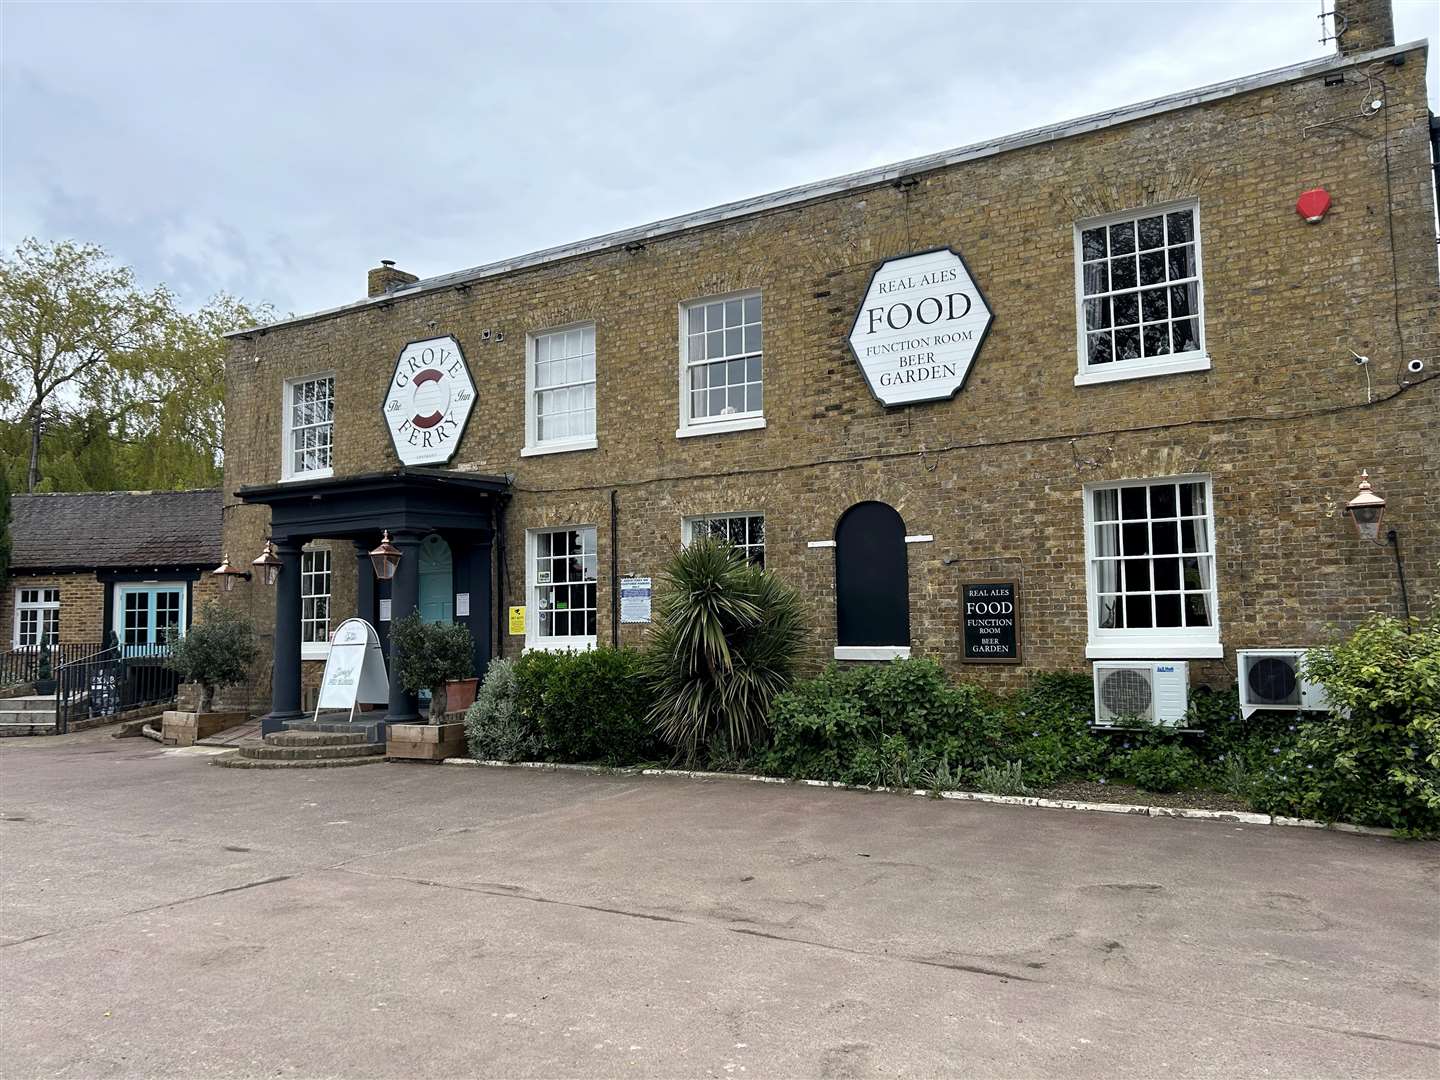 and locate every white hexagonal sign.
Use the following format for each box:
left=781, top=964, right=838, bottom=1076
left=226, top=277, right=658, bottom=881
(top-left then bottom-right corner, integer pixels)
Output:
left=847, top=247, right=994, bottom=406
left=382, top=335, right=475, bottom=466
